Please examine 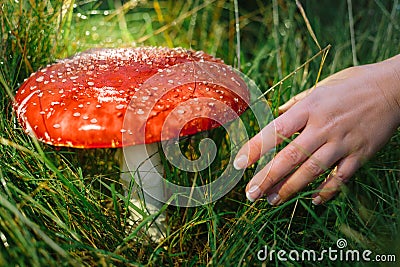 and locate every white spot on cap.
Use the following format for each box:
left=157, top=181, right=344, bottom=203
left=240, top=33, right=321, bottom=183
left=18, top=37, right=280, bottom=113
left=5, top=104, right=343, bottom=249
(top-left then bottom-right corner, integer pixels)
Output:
left=79, top=124, right=102, bottom=131
left=90, top=118, right=98, bottom=123
left=137, top=109, right=144, bottom=115
left=94, top=86, right=127, bottom=103
left=36, top=76, right=44, bottom=82
left=53, top=124, right=61, bottom=129
left=87, top=81, right=94, bottom=86
left=73, top=112, right=81, bottom=117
